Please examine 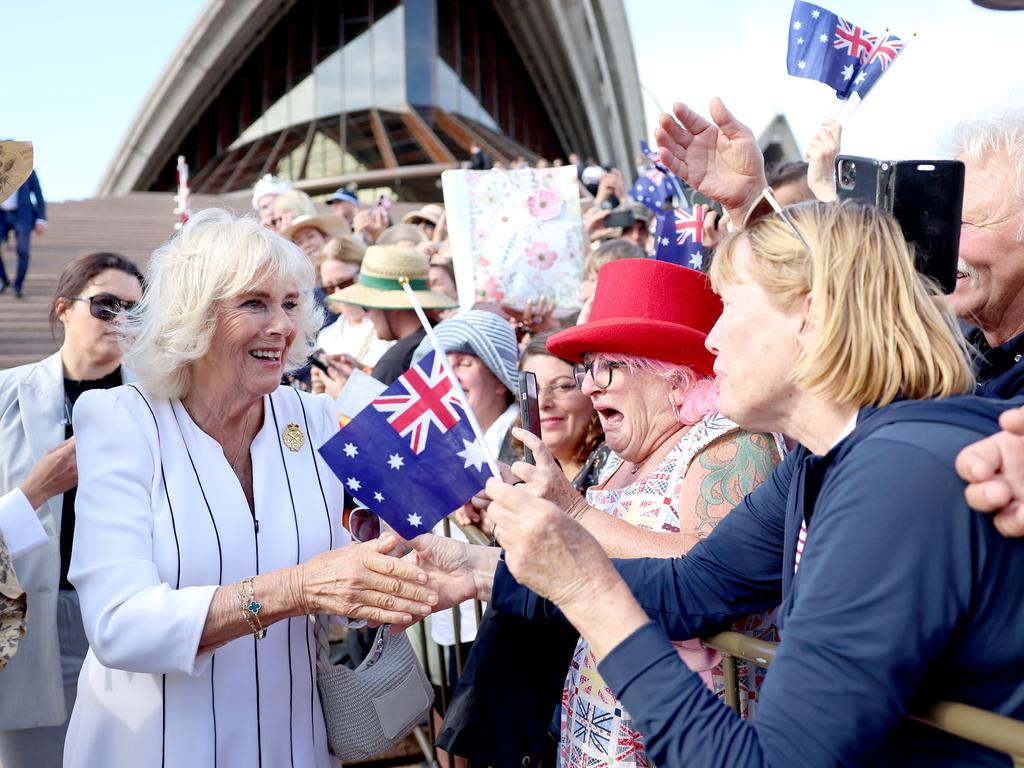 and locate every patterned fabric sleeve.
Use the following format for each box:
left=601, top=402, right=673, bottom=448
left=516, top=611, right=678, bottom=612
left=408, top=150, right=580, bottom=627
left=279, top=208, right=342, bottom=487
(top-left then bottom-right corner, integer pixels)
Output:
left=0, top=532, right=27, bottom=670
